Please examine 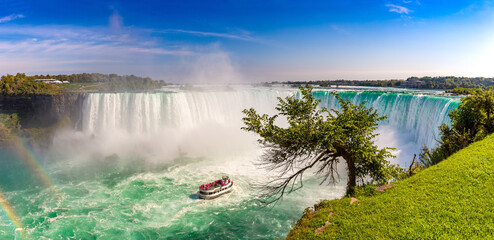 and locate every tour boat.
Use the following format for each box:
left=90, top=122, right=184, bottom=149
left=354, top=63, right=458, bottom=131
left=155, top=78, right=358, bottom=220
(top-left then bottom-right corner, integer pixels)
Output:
left=198, top=176, right=233, bottom=200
